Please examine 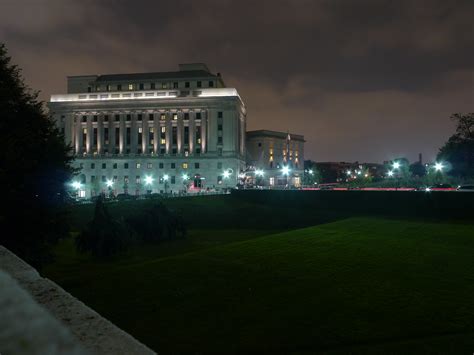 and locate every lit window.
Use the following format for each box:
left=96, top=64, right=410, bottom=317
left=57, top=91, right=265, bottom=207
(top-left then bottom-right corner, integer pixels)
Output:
left=160, top=138, right=166, bottom=144
left=160, top=114, right=166, bottom=121
left=161, top=126, right=166, bottom=133
left=128, top=84, right=133, bottom=90
left=147, top=163, right=152, bottom=169
left=162, top=83, right=167, bottom=89
left=138, top=127, right=143, bottom=133
left=150, top=127, right=154, bottom=133
left=269, top=177, right=275, bottom=186
left=136, top=163, right=141, bottom=169
left=173, top=113, right=178, bottom=120
left=182, top=163, right=188, bottom=169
